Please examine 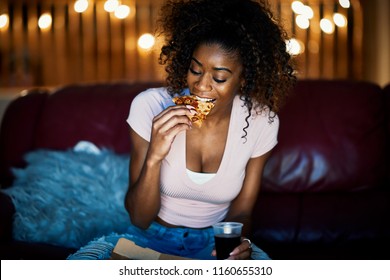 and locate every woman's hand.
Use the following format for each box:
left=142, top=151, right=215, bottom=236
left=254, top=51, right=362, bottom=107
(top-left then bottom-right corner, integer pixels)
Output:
left=211, top=237, right=253, bottom=260
left=147, top=105, right=195, bottom=163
